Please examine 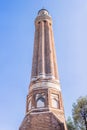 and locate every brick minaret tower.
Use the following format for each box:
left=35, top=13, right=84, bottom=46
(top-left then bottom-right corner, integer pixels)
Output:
left=19, top=9, right=67, bottom=130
